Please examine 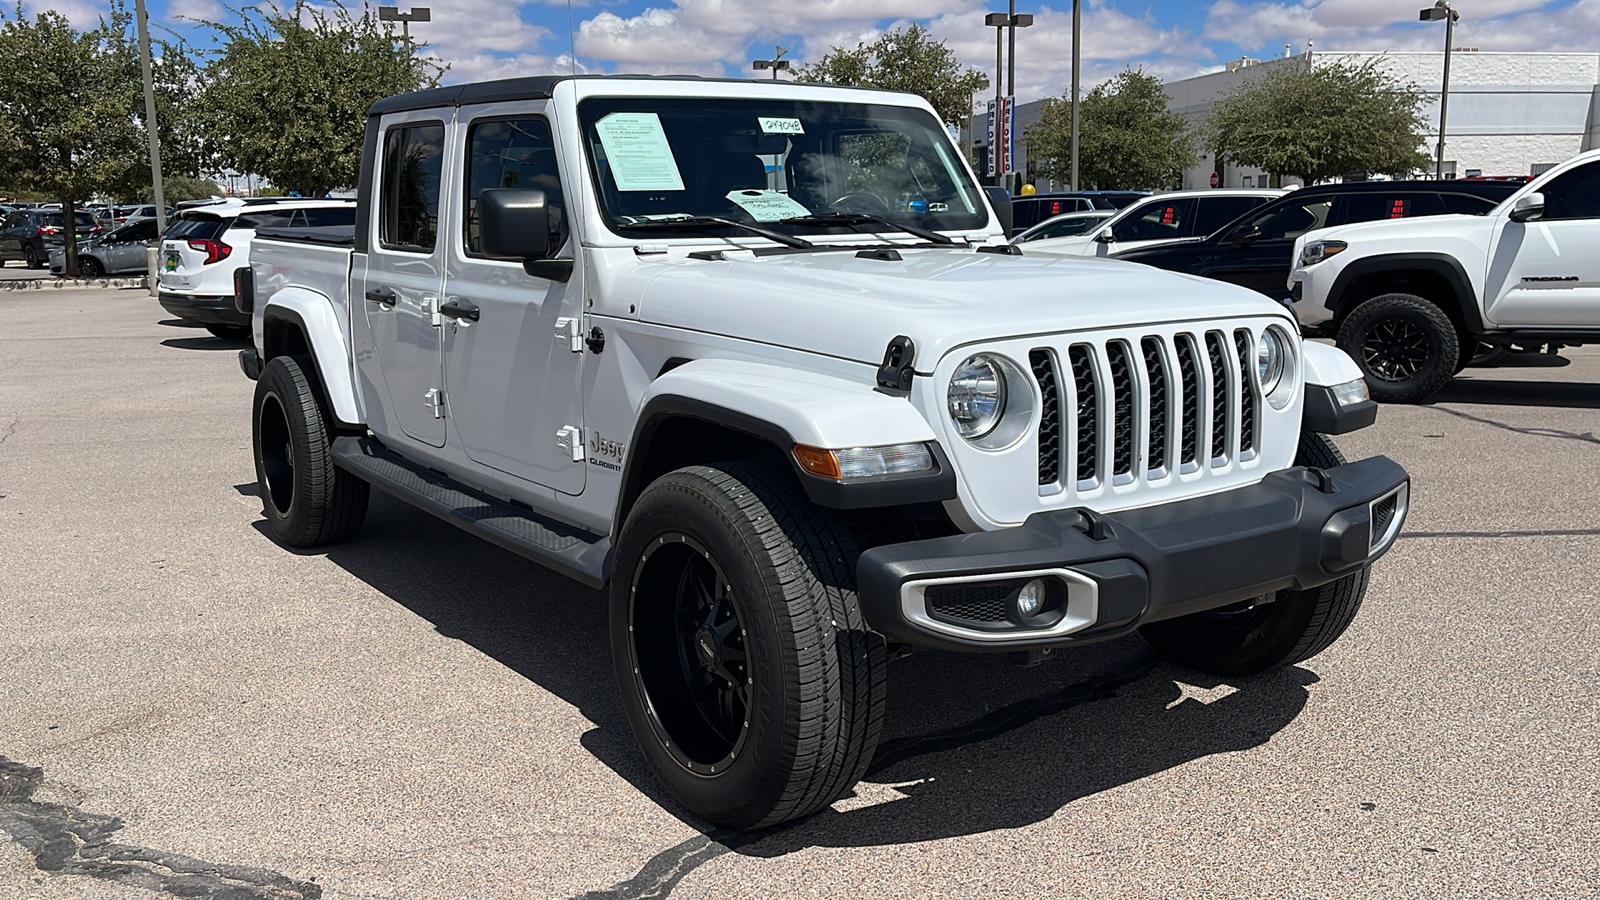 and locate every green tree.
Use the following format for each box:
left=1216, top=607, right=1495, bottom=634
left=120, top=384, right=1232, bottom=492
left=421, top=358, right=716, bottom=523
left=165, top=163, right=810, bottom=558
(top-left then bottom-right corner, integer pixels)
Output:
left=1206, top=57, right=1430, bottom=184
left=1025, top=69, right=1197, bottom=191
left=0, top=4, right=144, bottom=274
left=795, top=25, right=989, bottom=126
left=191, top=1, right=442, bottom=198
